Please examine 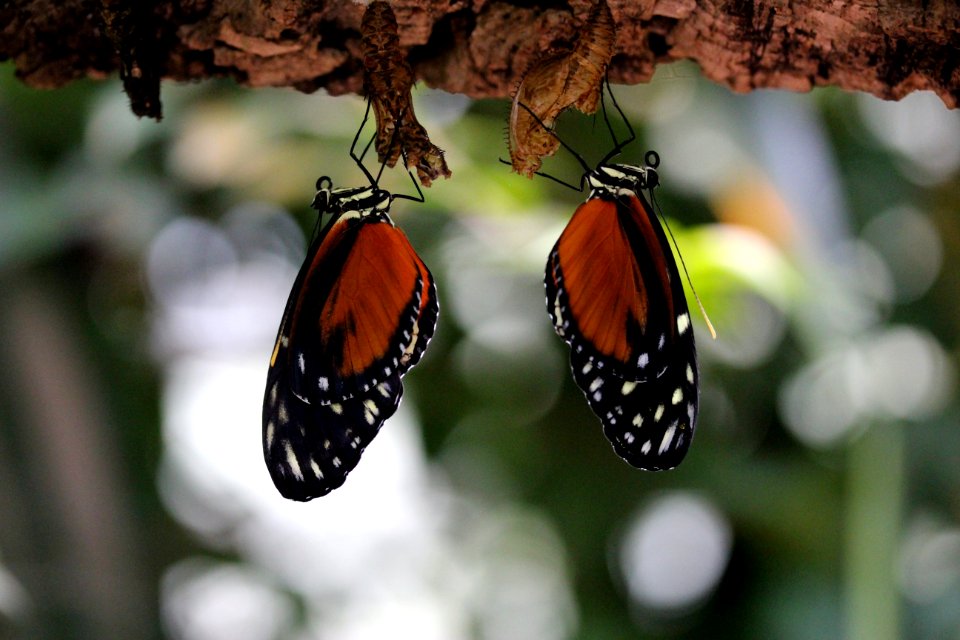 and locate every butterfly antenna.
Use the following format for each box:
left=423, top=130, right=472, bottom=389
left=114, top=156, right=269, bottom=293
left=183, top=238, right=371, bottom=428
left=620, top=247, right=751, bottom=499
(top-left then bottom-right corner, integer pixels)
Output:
left=350, top=98, right=379, bottom=187
left=651, top=188, right=717, bottom=340
left=599, top=78, right=637, bottom=166
left=350, top=97, right=371, bottom=157
left=360, top=130, right=377, bottom=165
left=363, top=104, right=423, bottom=204
left=374, top=139, right=390, bottom=185
left=498, top=157, right=584, bottom=191
left=356, top=97, right=380, bottom=166
left=599, top=81, right=619, bottom=149
left=394, top=144, right=426, bottom=203
left=516, top=101, right=592, bottom=175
